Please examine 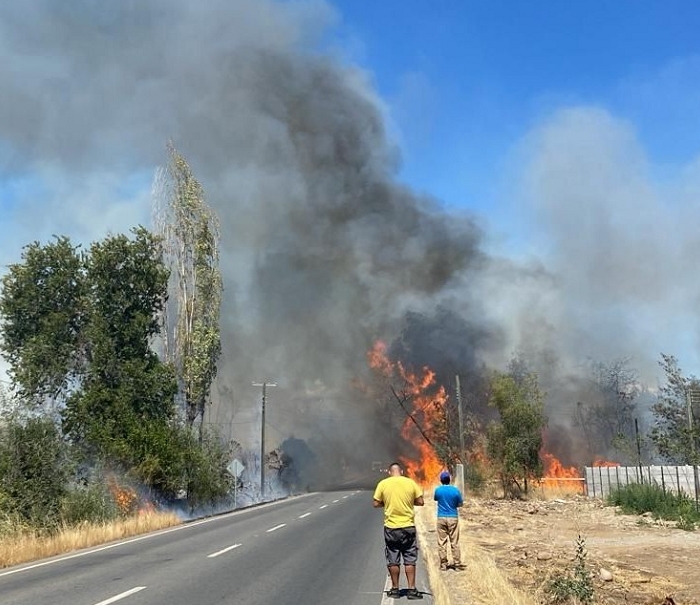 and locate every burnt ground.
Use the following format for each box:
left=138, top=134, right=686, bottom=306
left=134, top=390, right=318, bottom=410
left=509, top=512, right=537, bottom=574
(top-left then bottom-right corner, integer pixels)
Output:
left=417, top=494, right=700, bottom=605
